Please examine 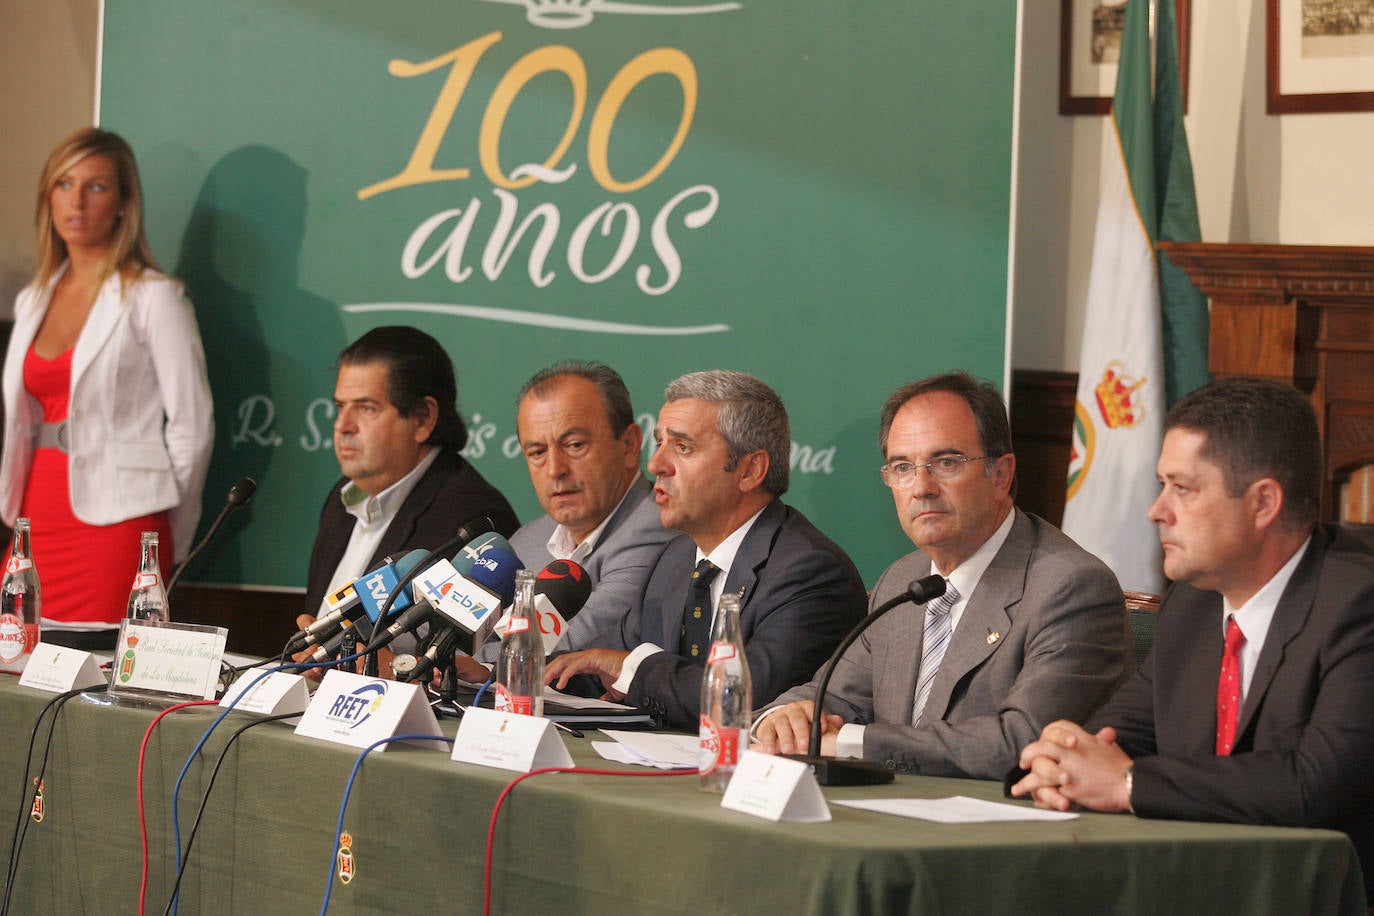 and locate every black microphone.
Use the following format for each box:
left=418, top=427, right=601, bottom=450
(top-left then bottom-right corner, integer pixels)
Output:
left=781, top=574, right=946, bottom=786
left=395, top=623, right=462, bottom=685
left=304, top=614, right=377, bottom=665
left=167, top=476, right=257, bottom=593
